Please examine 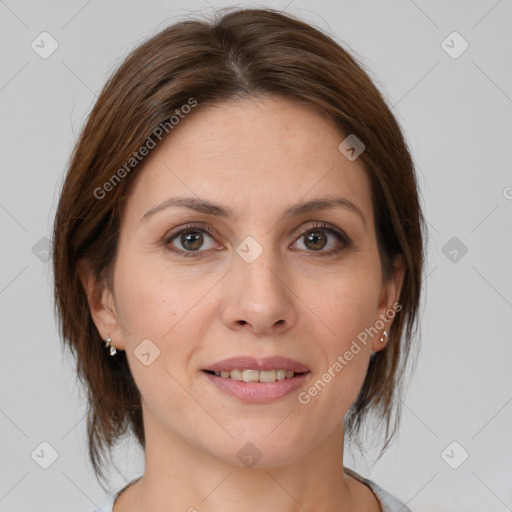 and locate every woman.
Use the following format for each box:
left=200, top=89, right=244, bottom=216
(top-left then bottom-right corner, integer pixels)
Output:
left=53, top=7, right=424, bottom=512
